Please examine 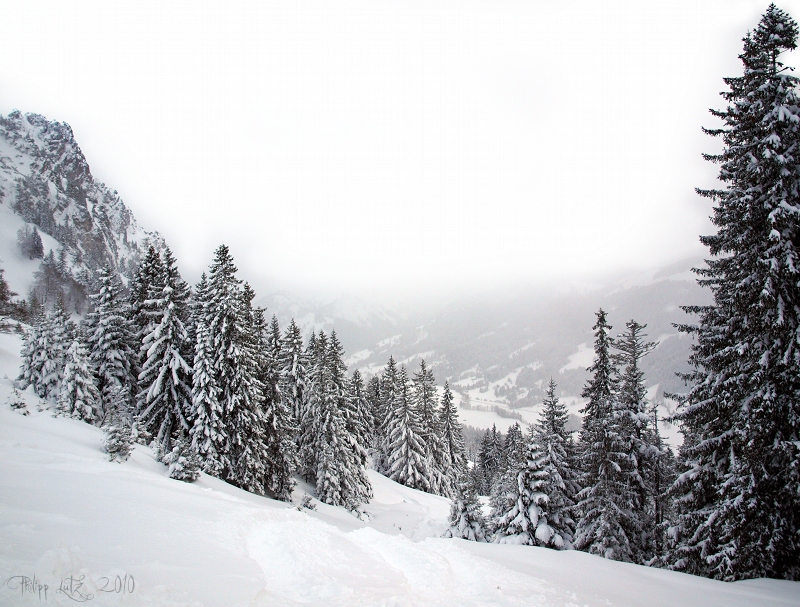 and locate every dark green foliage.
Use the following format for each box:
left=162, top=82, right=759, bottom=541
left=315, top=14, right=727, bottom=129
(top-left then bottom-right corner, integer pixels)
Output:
left=669, top=5, right=800, bottom=581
